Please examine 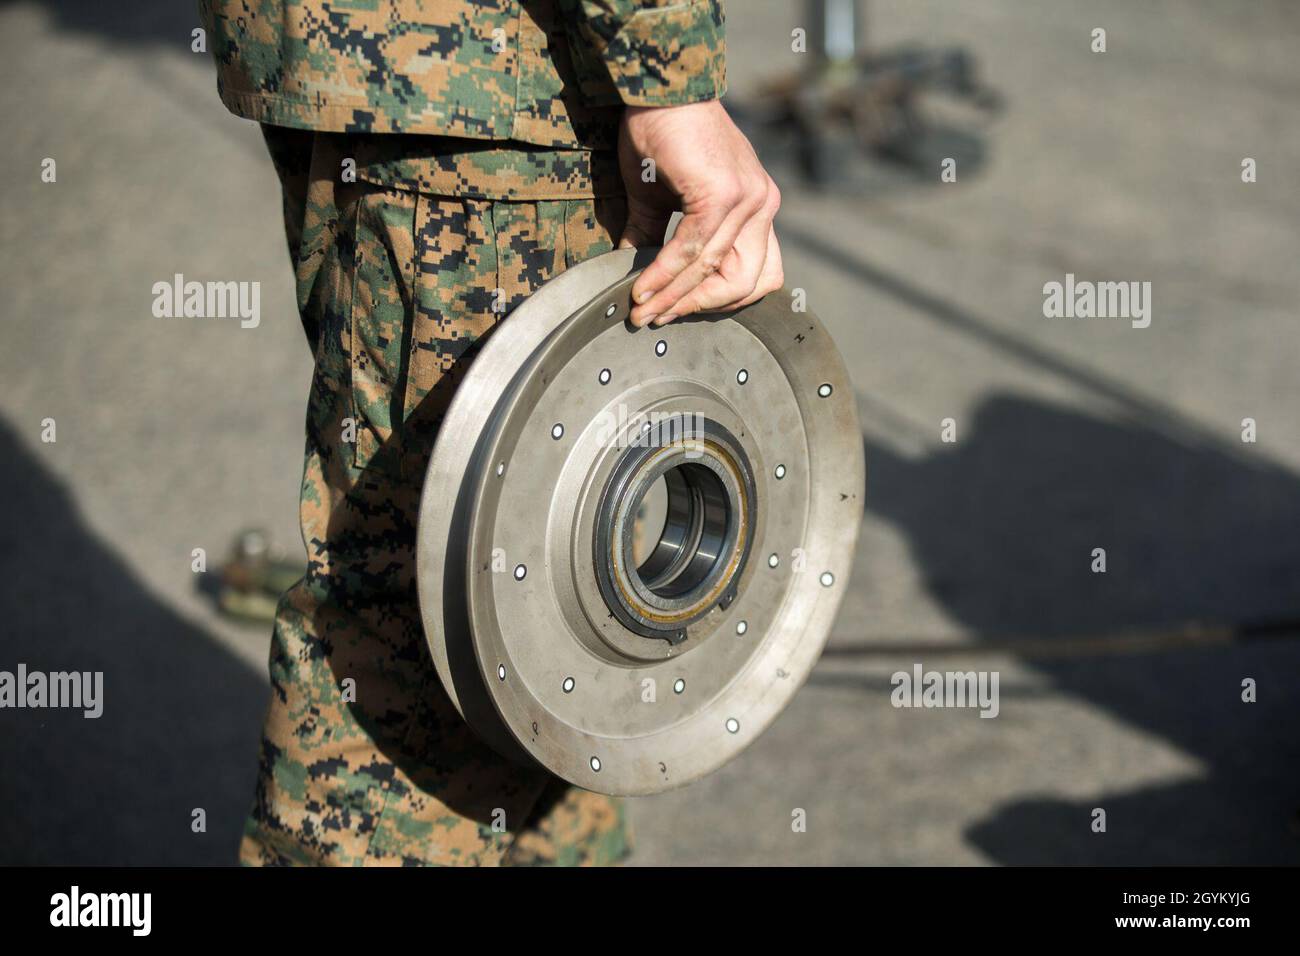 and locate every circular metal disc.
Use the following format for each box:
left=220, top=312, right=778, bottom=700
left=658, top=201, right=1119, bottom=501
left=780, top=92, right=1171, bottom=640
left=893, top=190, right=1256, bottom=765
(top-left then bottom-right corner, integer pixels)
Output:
left=416, top=248, right=864, bottom=796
